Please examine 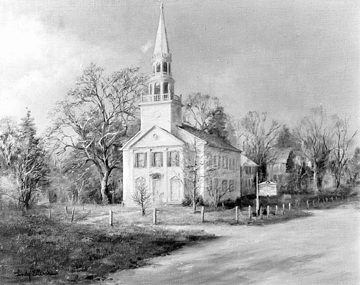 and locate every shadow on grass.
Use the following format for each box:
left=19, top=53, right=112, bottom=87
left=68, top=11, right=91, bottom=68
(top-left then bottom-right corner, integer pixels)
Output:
left=0, top=213, right=215, bottom=283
